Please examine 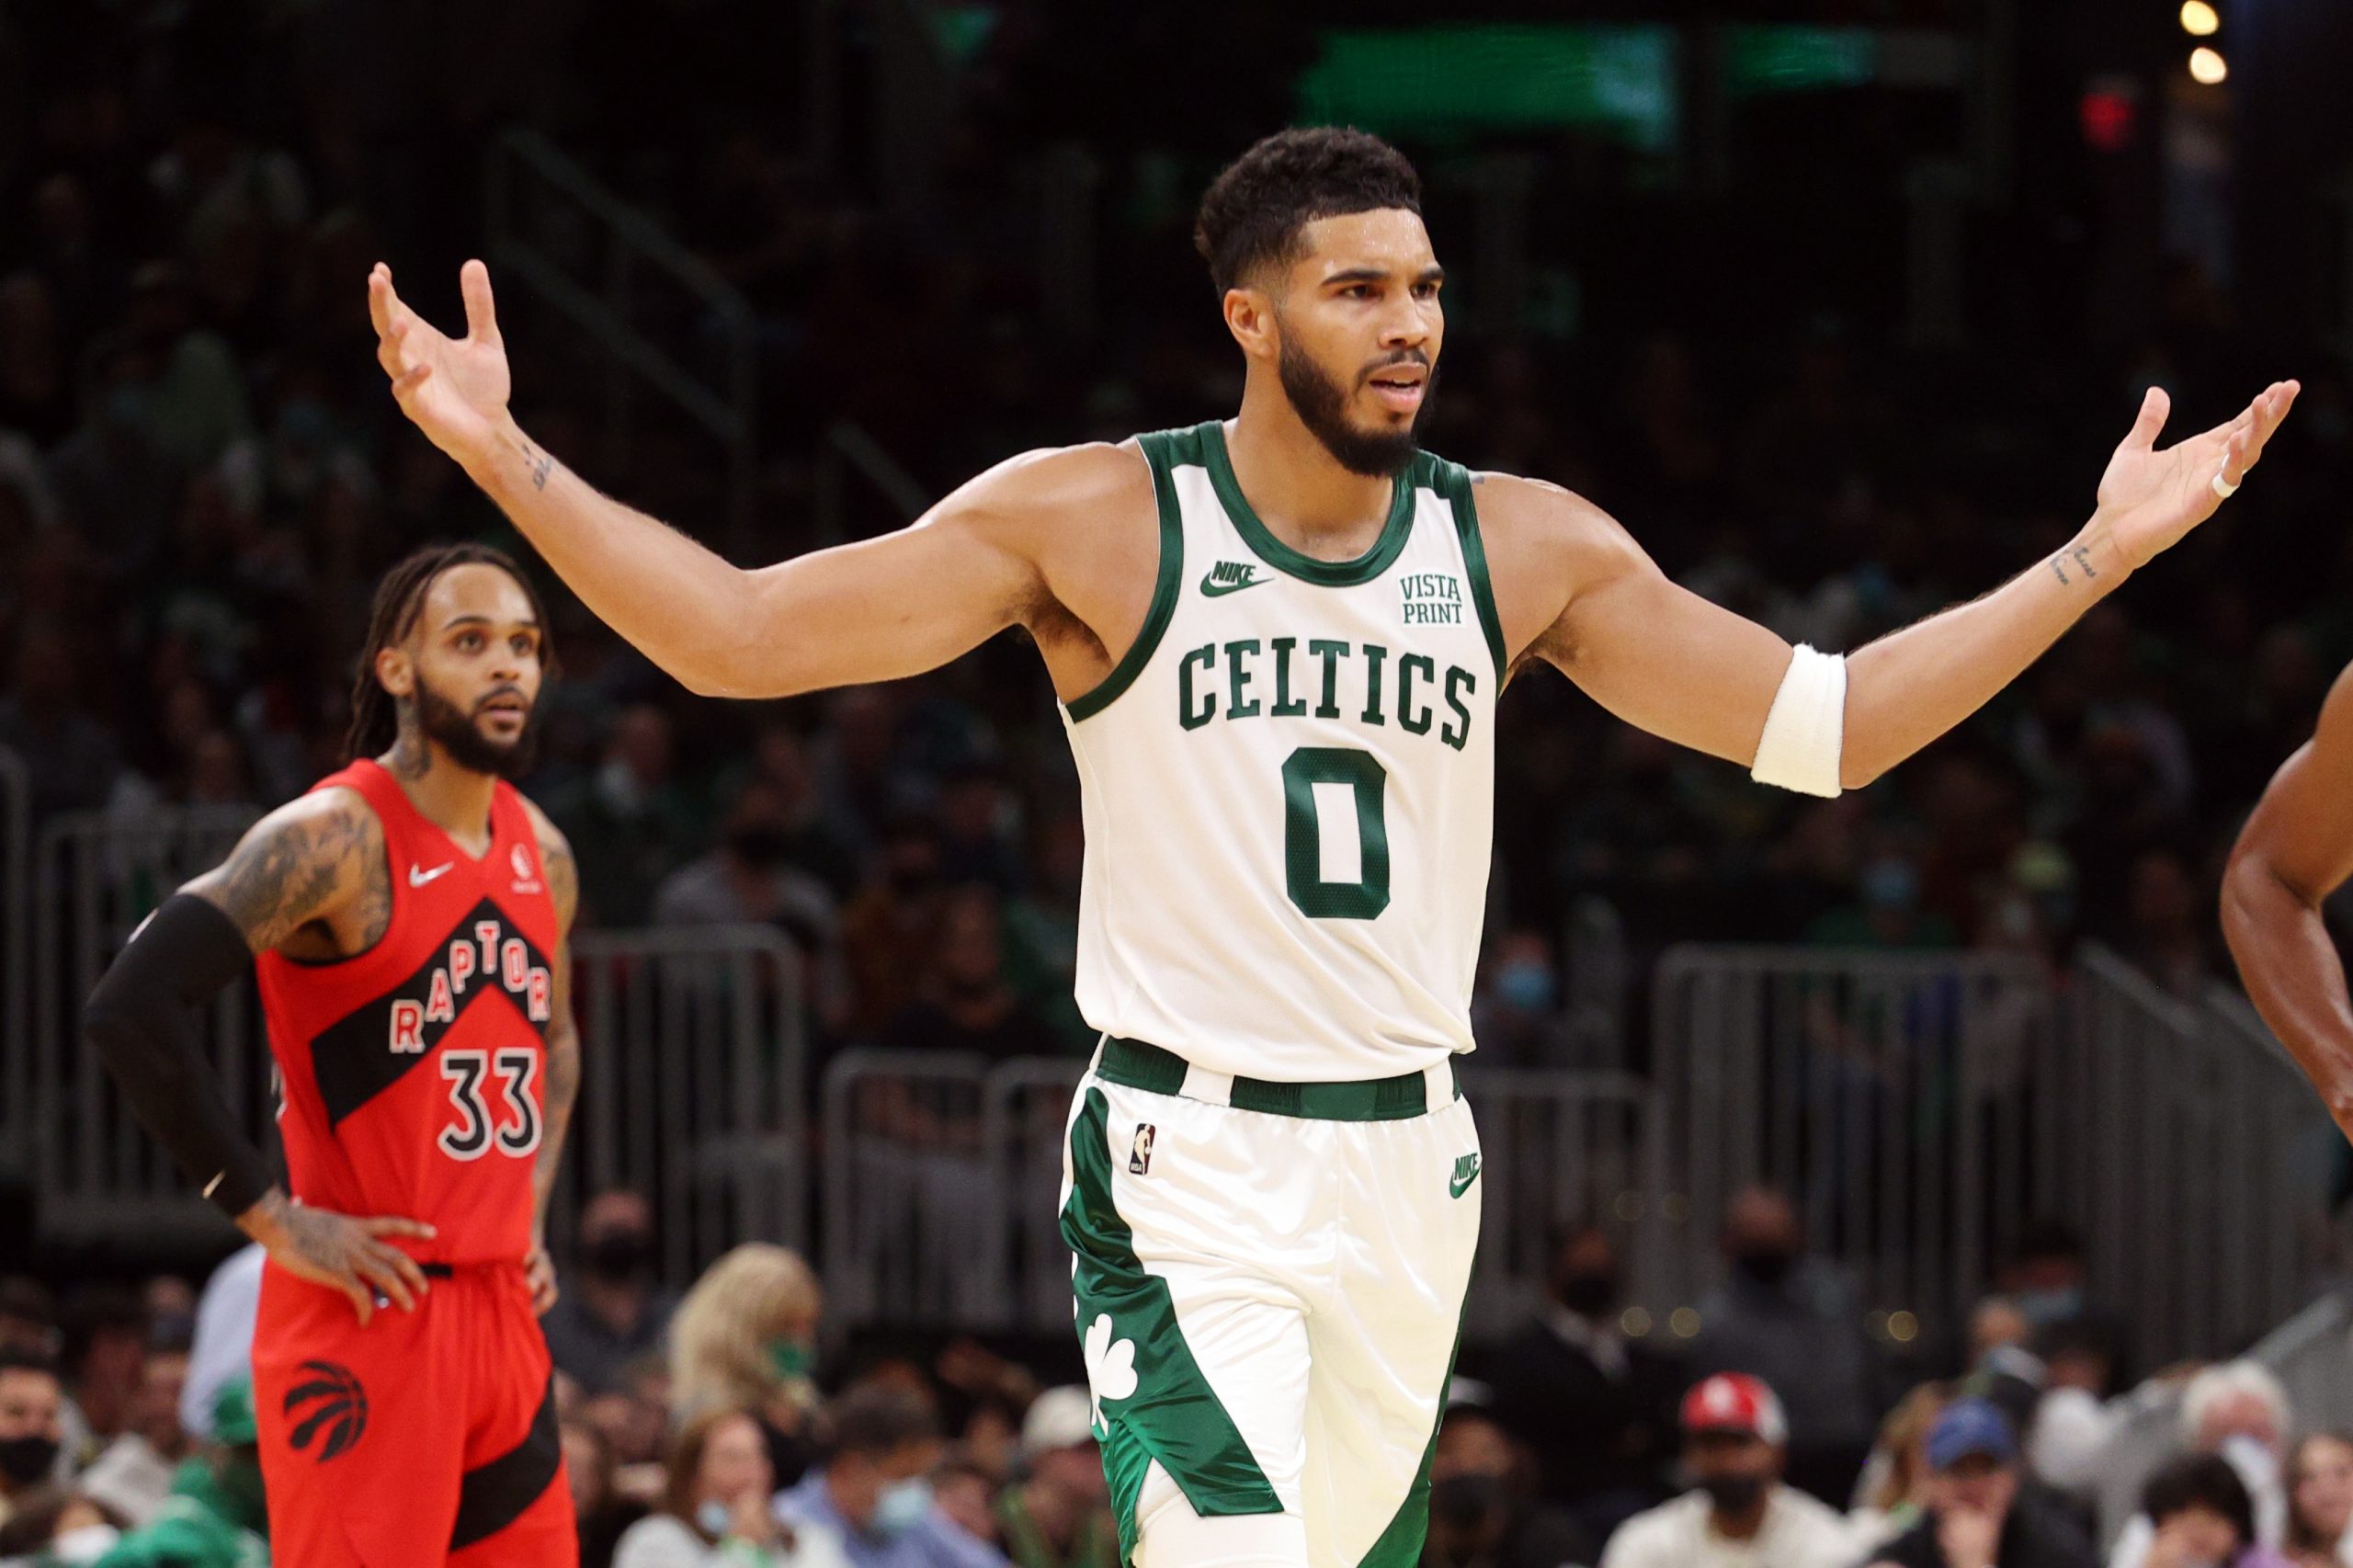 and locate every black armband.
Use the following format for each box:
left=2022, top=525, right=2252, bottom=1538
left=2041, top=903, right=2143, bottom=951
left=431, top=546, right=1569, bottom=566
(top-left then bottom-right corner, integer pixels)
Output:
left=84, top=893, right=275, bottom=1218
